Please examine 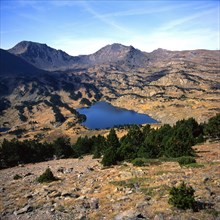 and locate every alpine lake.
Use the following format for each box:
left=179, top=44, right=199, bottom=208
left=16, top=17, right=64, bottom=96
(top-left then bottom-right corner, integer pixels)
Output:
left=77, top=101, right=158, bottom=129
